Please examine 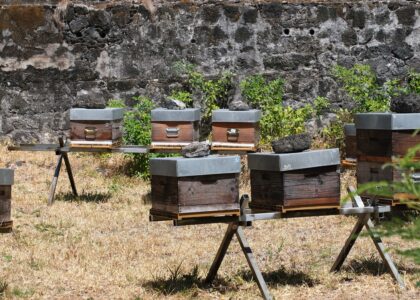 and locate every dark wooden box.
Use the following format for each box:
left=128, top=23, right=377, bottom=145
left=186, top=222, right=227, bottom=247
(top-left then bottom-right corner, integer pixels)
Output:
left=70, top=108, right=123, bottom=148
left=149, top=156, right=241, bottom=219
left=355, top=113, right=420, bottom=161
left=151, top=108, right=200, bottom=150
left=357, top=129, right=419, bottom=160
left=0, top=169, right=14, bottom=233
left=248, top=149, right=341, bottom=212
left=357, top=161, right=419, bottom=205
left=355, top=113, right=420, bottom=205
left=211, top=109, right=261, bottom=151
left=344, top=123, right=357, bottom=160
